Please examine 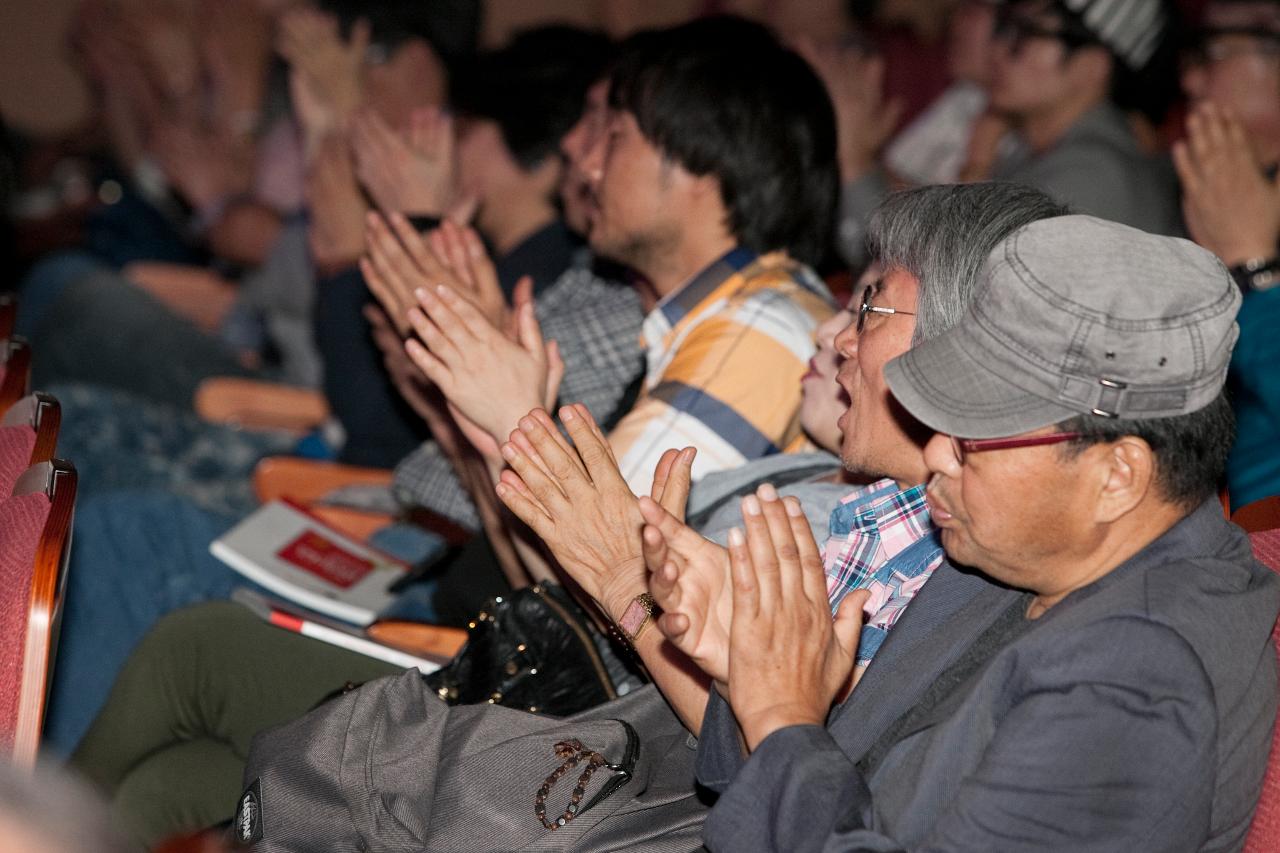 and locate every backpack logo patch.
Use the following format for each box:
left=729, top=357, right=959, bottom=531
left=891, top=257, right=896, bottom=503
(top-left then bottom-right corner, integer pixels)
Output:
left=235, top=778, right=264, bottom=844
